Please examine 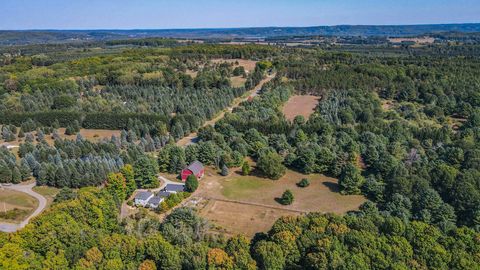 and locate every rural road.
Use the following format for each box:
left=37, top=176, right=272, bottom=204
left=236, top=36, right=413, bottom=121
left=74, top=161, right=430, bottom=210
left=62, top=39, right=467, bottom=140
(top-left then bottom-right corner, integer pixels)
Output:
left=0, top=182, right=47, bottom=233
left=177, top=73, right=276, bottom=146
